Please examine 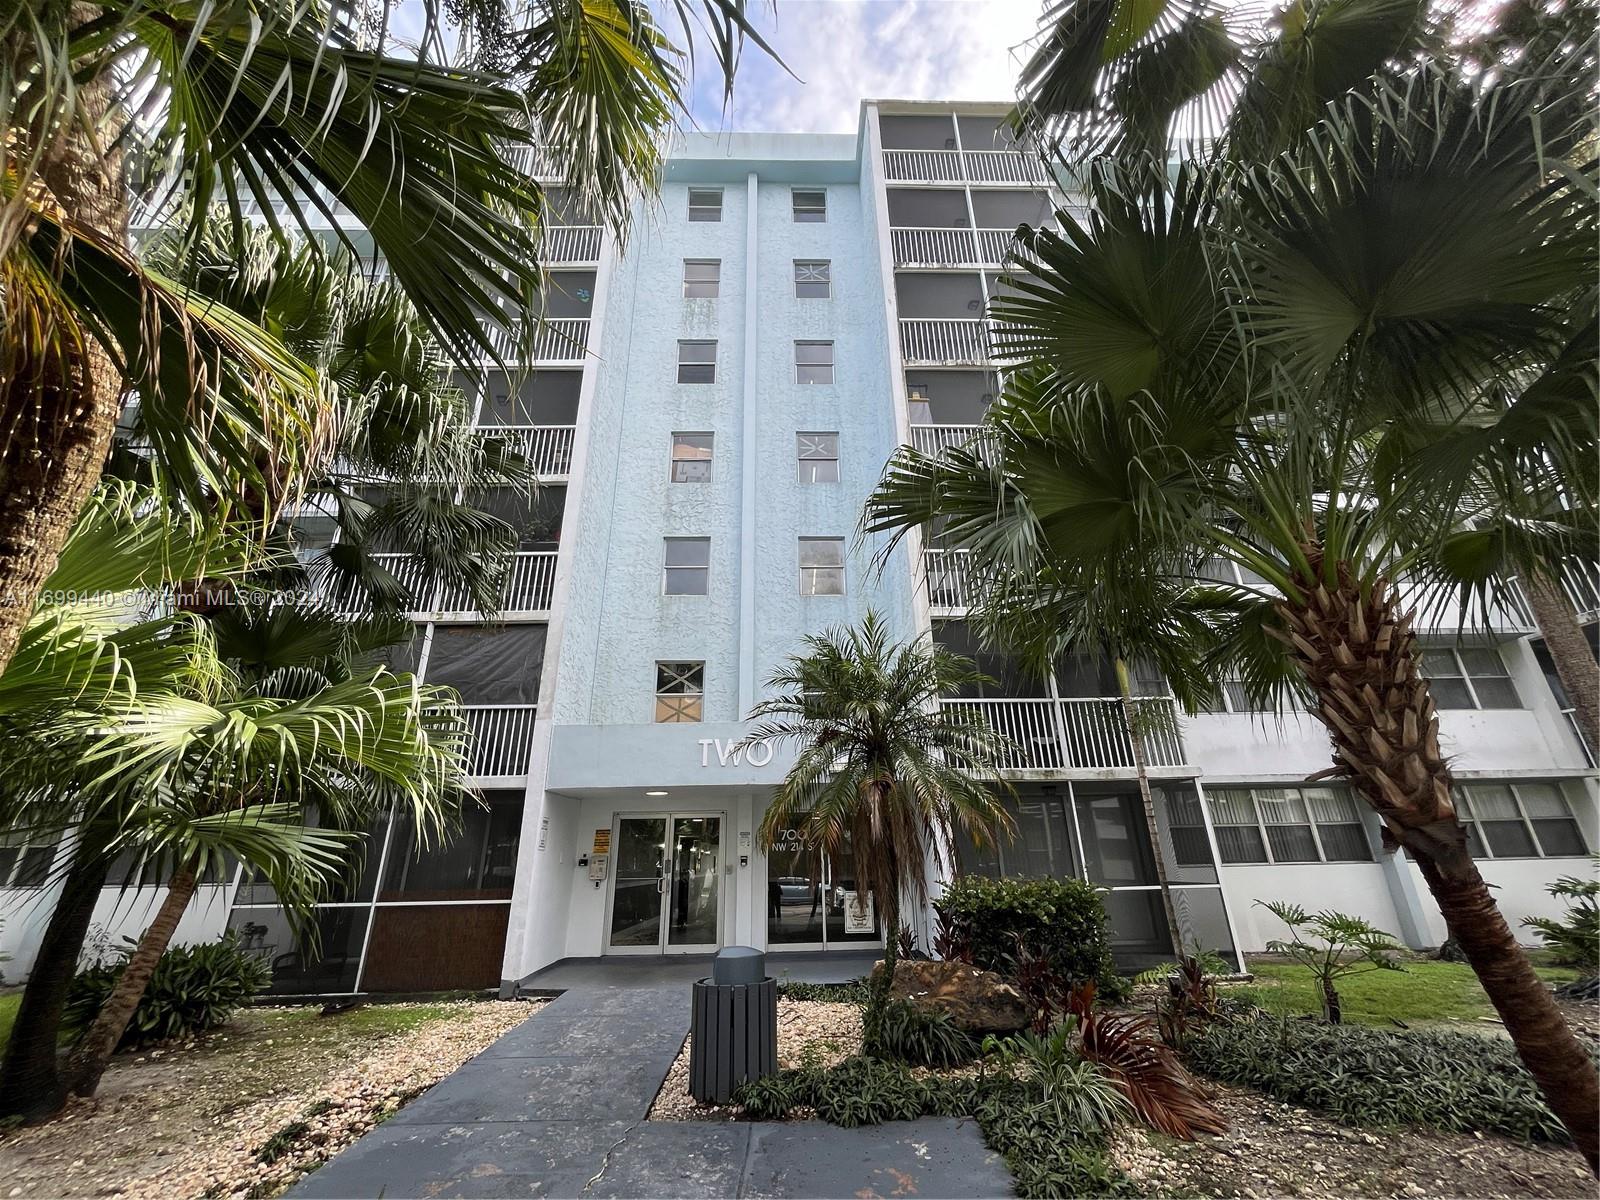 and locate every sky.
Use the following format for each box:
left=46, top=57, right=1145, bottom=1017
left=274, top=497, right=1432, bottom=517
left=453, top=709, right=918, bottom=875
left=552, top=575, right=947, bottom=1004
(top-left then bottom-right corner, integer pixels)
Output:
left=681, top=1, right=1043, bottom=134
